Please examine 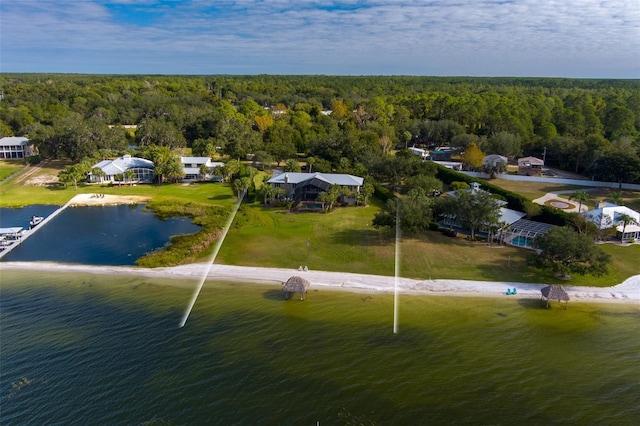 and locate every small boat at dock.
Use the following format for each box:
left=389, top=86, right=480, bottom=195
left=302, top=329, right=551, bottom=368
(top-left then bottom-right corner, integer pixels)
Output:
left=29, top=216, right=44, bottom=228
